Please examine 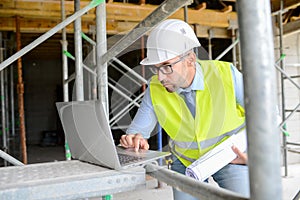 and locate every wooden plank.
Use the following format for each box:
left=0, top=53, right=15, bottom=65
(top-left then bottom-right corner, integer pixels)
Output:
left=0, top=1, right=238, bottom=28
